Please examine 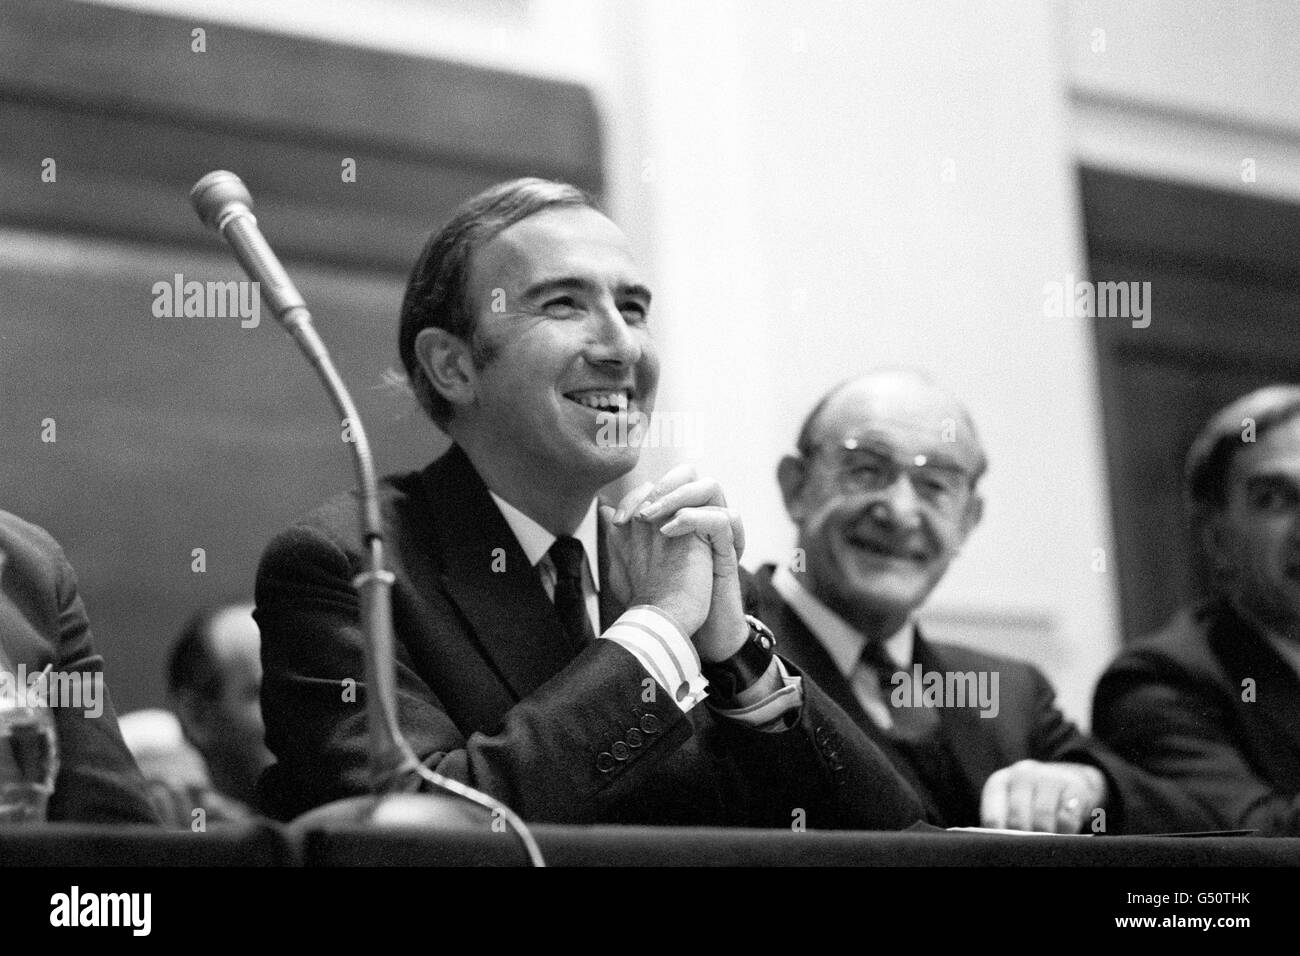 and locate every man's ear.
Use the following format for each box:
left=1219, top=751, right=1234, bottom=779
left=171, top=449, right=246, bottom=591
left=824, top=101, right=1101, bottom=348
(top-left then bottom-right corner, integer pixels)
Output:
left=777, top=454, right=810, bottom=520
left=414, top=327, right=478, bottom=411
